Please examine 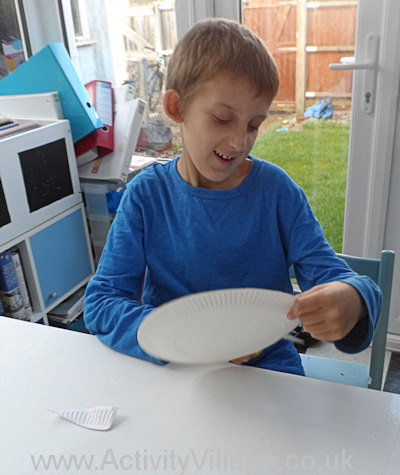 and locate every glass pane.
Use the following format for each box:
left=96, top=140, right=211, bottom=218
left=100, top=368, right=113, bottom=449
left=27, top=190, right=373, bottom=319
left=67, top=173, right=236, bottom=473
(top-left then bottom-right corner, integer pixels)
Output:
left=121, top=0, right=178, bottom=157
left=0, top=0, right=27, bottom=80
left=244, top=0, right=358, bottom=252
left=70, top=0, right=178, bottom=158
